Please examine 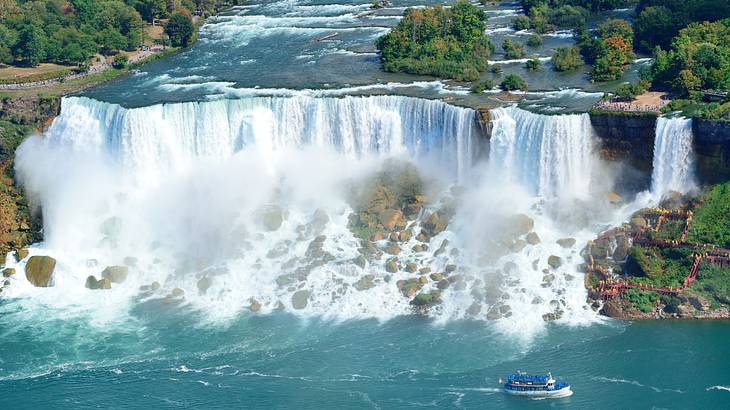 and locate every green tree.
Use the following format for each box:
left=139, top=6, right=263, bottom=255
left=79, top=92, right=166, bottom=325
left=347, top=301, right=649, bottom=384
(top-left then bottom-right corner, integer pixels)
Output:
left=14, top=24, right=46, bottom=66
left=502, top=39, right=525, bottom=60
left=0, top=23, right=17, bottom=65
left=500, top=74, right=528, bottom=91
left=526, top=34, right=542, bottom=47
left=165, top=12, right=195, bottom=47
left=98, top=28, right=127, bottom=54
left=551, top=46, right=584, bottom=71
left=526, top=58, right=541, bottom=70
